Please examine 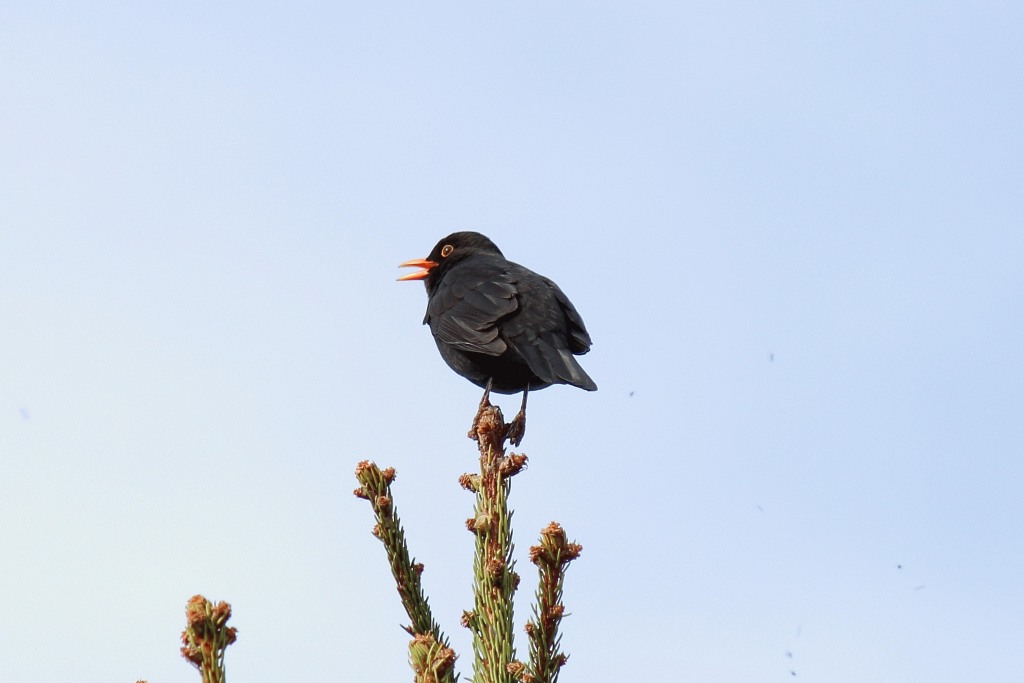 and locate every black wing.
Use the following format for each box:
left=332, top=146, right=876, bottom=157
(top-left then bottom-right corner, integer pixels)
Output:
left=546, top=276, right=593, bottom=355
left=500, top=269, right=597, bottom=391
left=424, top=262, right=518, bottom=356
